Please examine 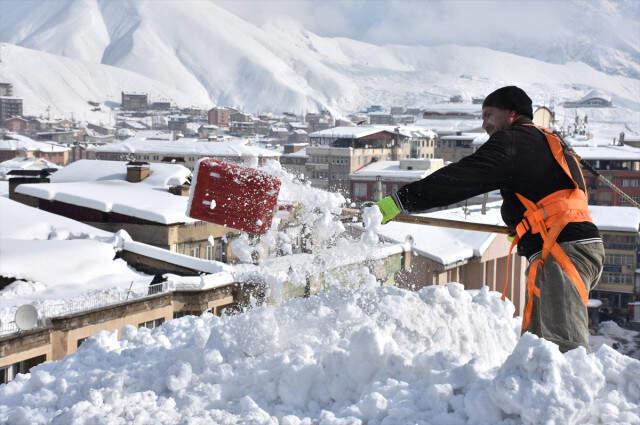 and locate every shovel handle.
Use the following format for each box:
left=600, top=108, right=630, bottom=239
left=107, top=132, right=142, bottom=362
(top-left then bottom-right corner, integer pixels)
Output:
left=342, top=208, right=511, bottom=234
